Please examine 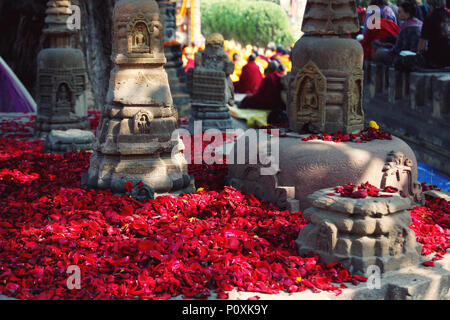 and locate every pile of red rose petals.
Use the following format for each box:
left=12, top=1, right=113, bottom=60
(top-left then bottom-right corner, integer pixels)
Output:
left=332, top=182, right=401, bottom=199
left=182, top=132, right=237, bottom=191
left=410, top=196, right=450, bottom=262
left=302, top=128, right=392, bottom=143
left=87, top=110, right=101, bottom=132
left=0, top=117, right=448, bottom=301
